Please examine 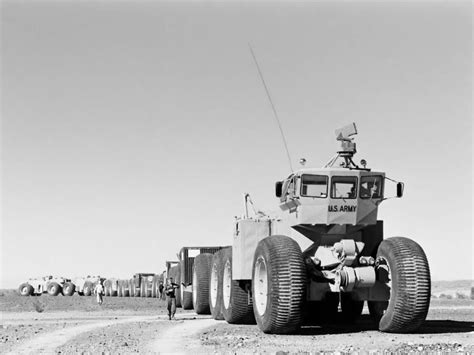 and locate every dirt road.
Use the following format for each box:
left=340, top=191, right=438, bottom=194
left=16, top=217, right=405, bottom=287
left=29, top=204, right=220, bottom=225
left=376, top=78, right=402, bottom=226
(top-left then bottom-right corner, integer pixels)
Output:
left=1, top=290, right=472, bottom=354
